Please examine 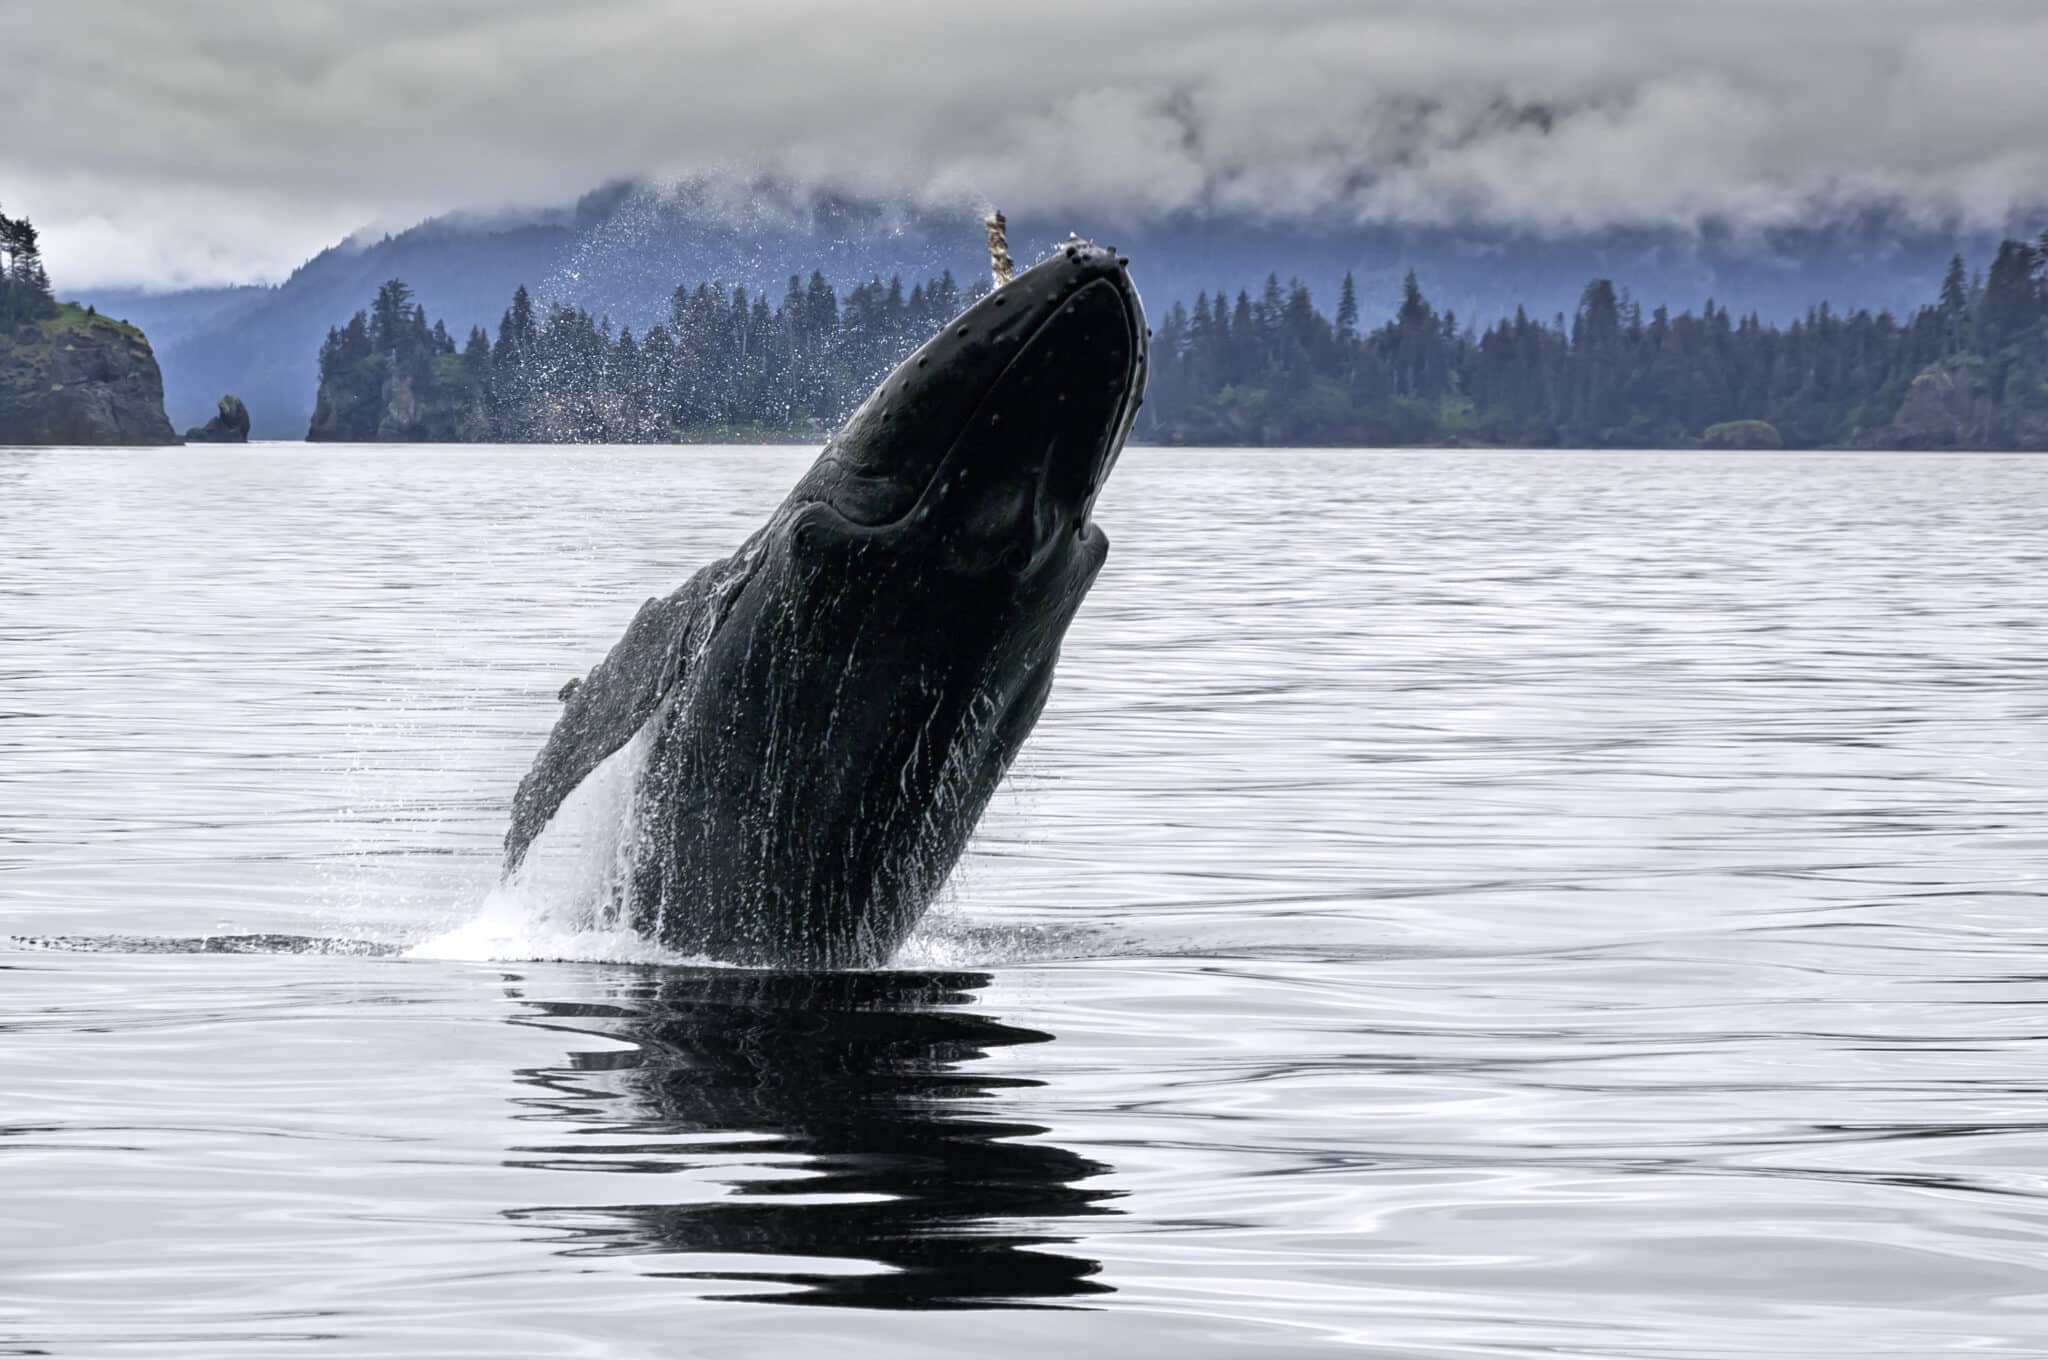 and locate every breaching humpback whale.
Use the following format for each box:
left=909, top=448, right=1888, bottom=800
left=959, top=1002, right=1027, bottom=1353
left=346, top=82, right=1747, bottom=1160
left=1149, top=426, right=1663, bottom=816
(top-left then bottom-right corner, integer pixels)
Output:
left=503, top=241, right=1147, bottom=968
